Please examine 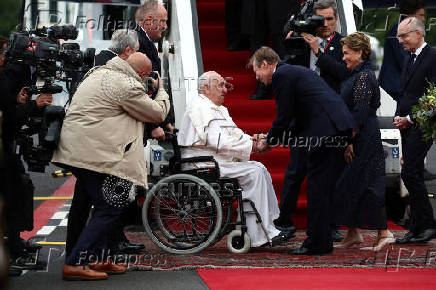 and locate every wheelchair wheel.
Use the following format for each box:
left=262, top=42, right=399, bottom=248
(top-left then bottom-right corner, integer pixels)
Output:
left=226, top=230, right=251, bottom=254
left=142, top=174, right=222, bottom=254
